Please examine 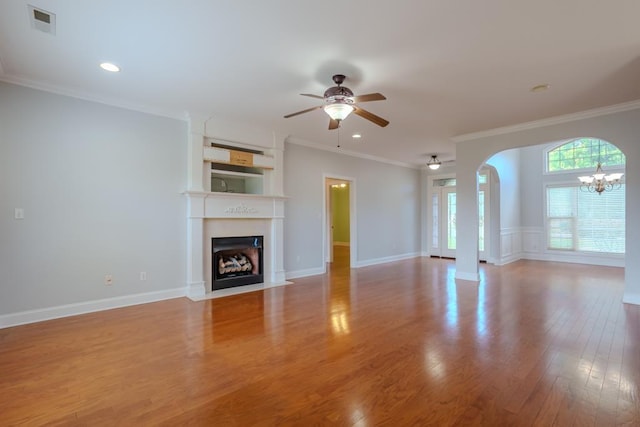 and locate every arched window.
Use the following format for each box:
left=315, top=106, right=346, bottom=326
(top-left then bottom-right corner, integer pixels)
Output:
left=547, top=138, right=625, bottom=172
